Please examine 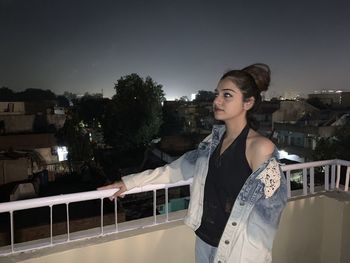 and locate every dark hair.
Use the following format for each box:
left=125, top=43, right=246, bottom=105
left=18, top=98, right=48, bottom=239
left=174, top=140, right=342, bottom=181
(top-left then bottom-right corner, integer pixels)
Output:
left=220, top=63, right=271, bottom=130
